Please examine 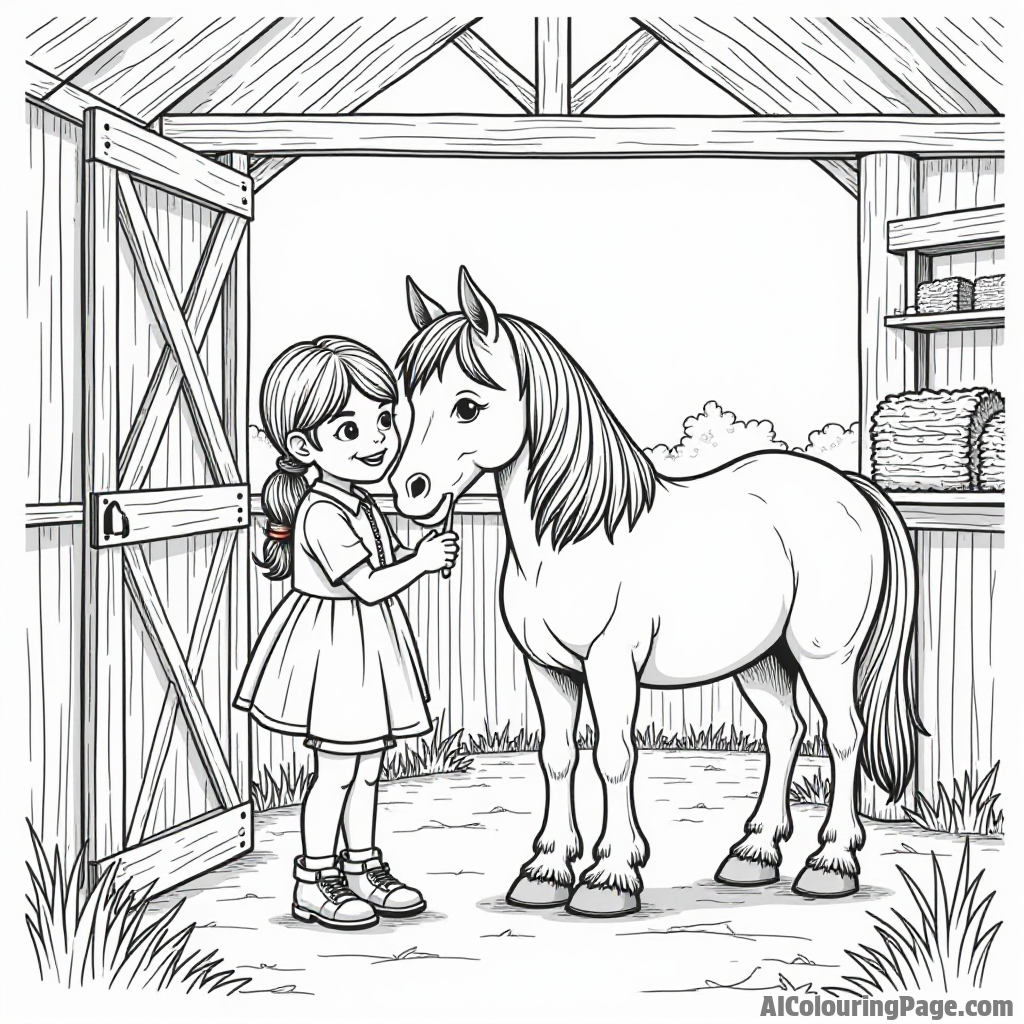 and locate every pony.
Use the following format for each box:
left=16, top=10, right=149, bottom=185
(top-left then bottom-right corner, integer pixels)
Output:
left=392, top=267, right=920, bottom=917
